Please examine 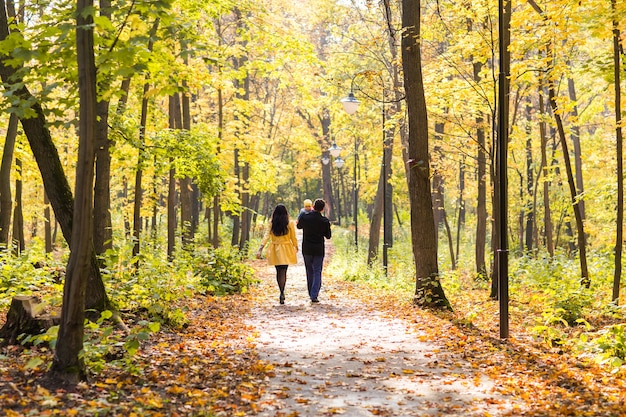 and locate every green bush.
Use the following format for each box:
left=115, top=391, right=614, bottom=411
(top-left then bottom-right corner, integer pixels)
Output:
left=197, top=246, right=257, bottom=295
